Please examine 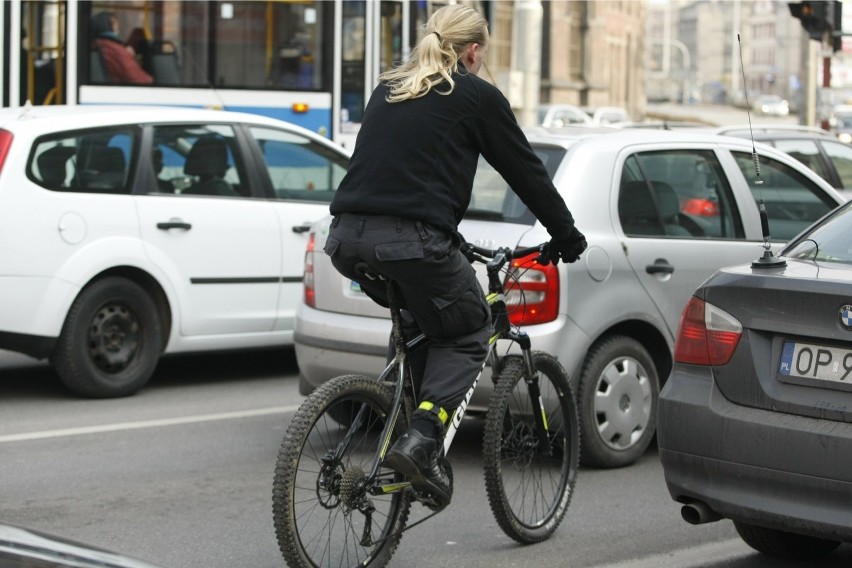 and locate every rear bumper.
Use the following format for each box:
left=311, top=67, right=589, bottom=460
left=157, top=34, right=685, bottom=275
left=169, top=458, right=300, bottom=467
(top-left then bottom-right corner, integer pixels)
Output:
left=294, top=303, right=390, bottom=393
left=658, top=366, right=852, bottom=542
